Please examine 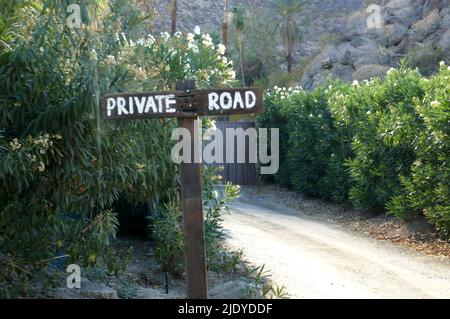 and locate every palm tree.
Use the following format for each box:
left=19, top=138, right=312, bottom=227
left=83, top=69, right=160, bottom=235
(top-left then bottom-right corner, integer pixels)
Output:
left=222, top=0, right=228, bottom=54
left=171, top=0, right=177, bottom=35
left=274, top=0, right=308, bottom=73
left=233, top=6, right=246, bottom=86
